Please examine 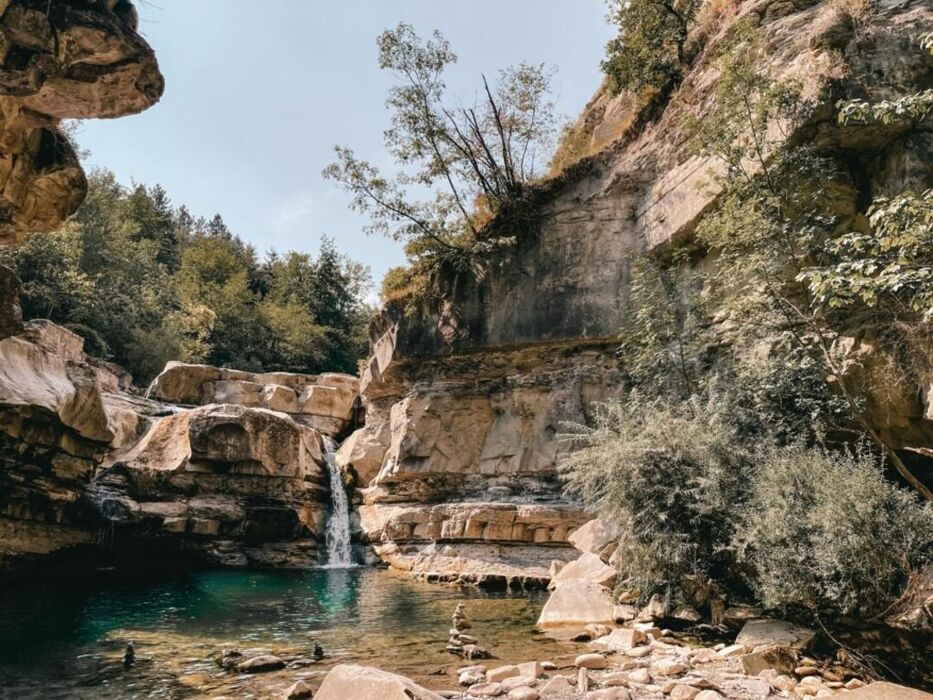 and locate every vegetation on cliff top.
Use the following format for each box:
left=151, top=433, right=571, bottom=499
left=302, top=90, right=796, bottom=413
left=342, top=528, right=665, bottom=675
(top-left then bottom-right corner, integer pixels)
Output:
left=324, top=23, right=558, bottom=304
left=0, top=170, right=374, bottom=382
